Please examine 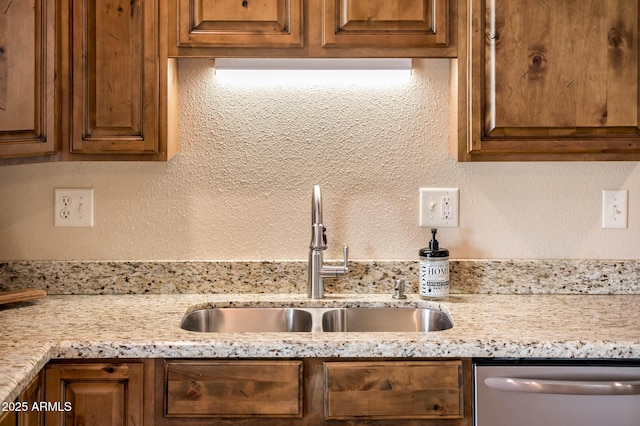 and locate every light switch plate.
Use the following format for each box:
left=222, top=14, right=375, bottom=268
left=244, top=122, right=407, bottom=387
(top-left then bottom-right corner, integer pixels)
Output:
left=602, top=189, right=627, bottom=229
left=419, top=188, right=459, bottom=227
left=54, top=188, right=94, bottom=227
